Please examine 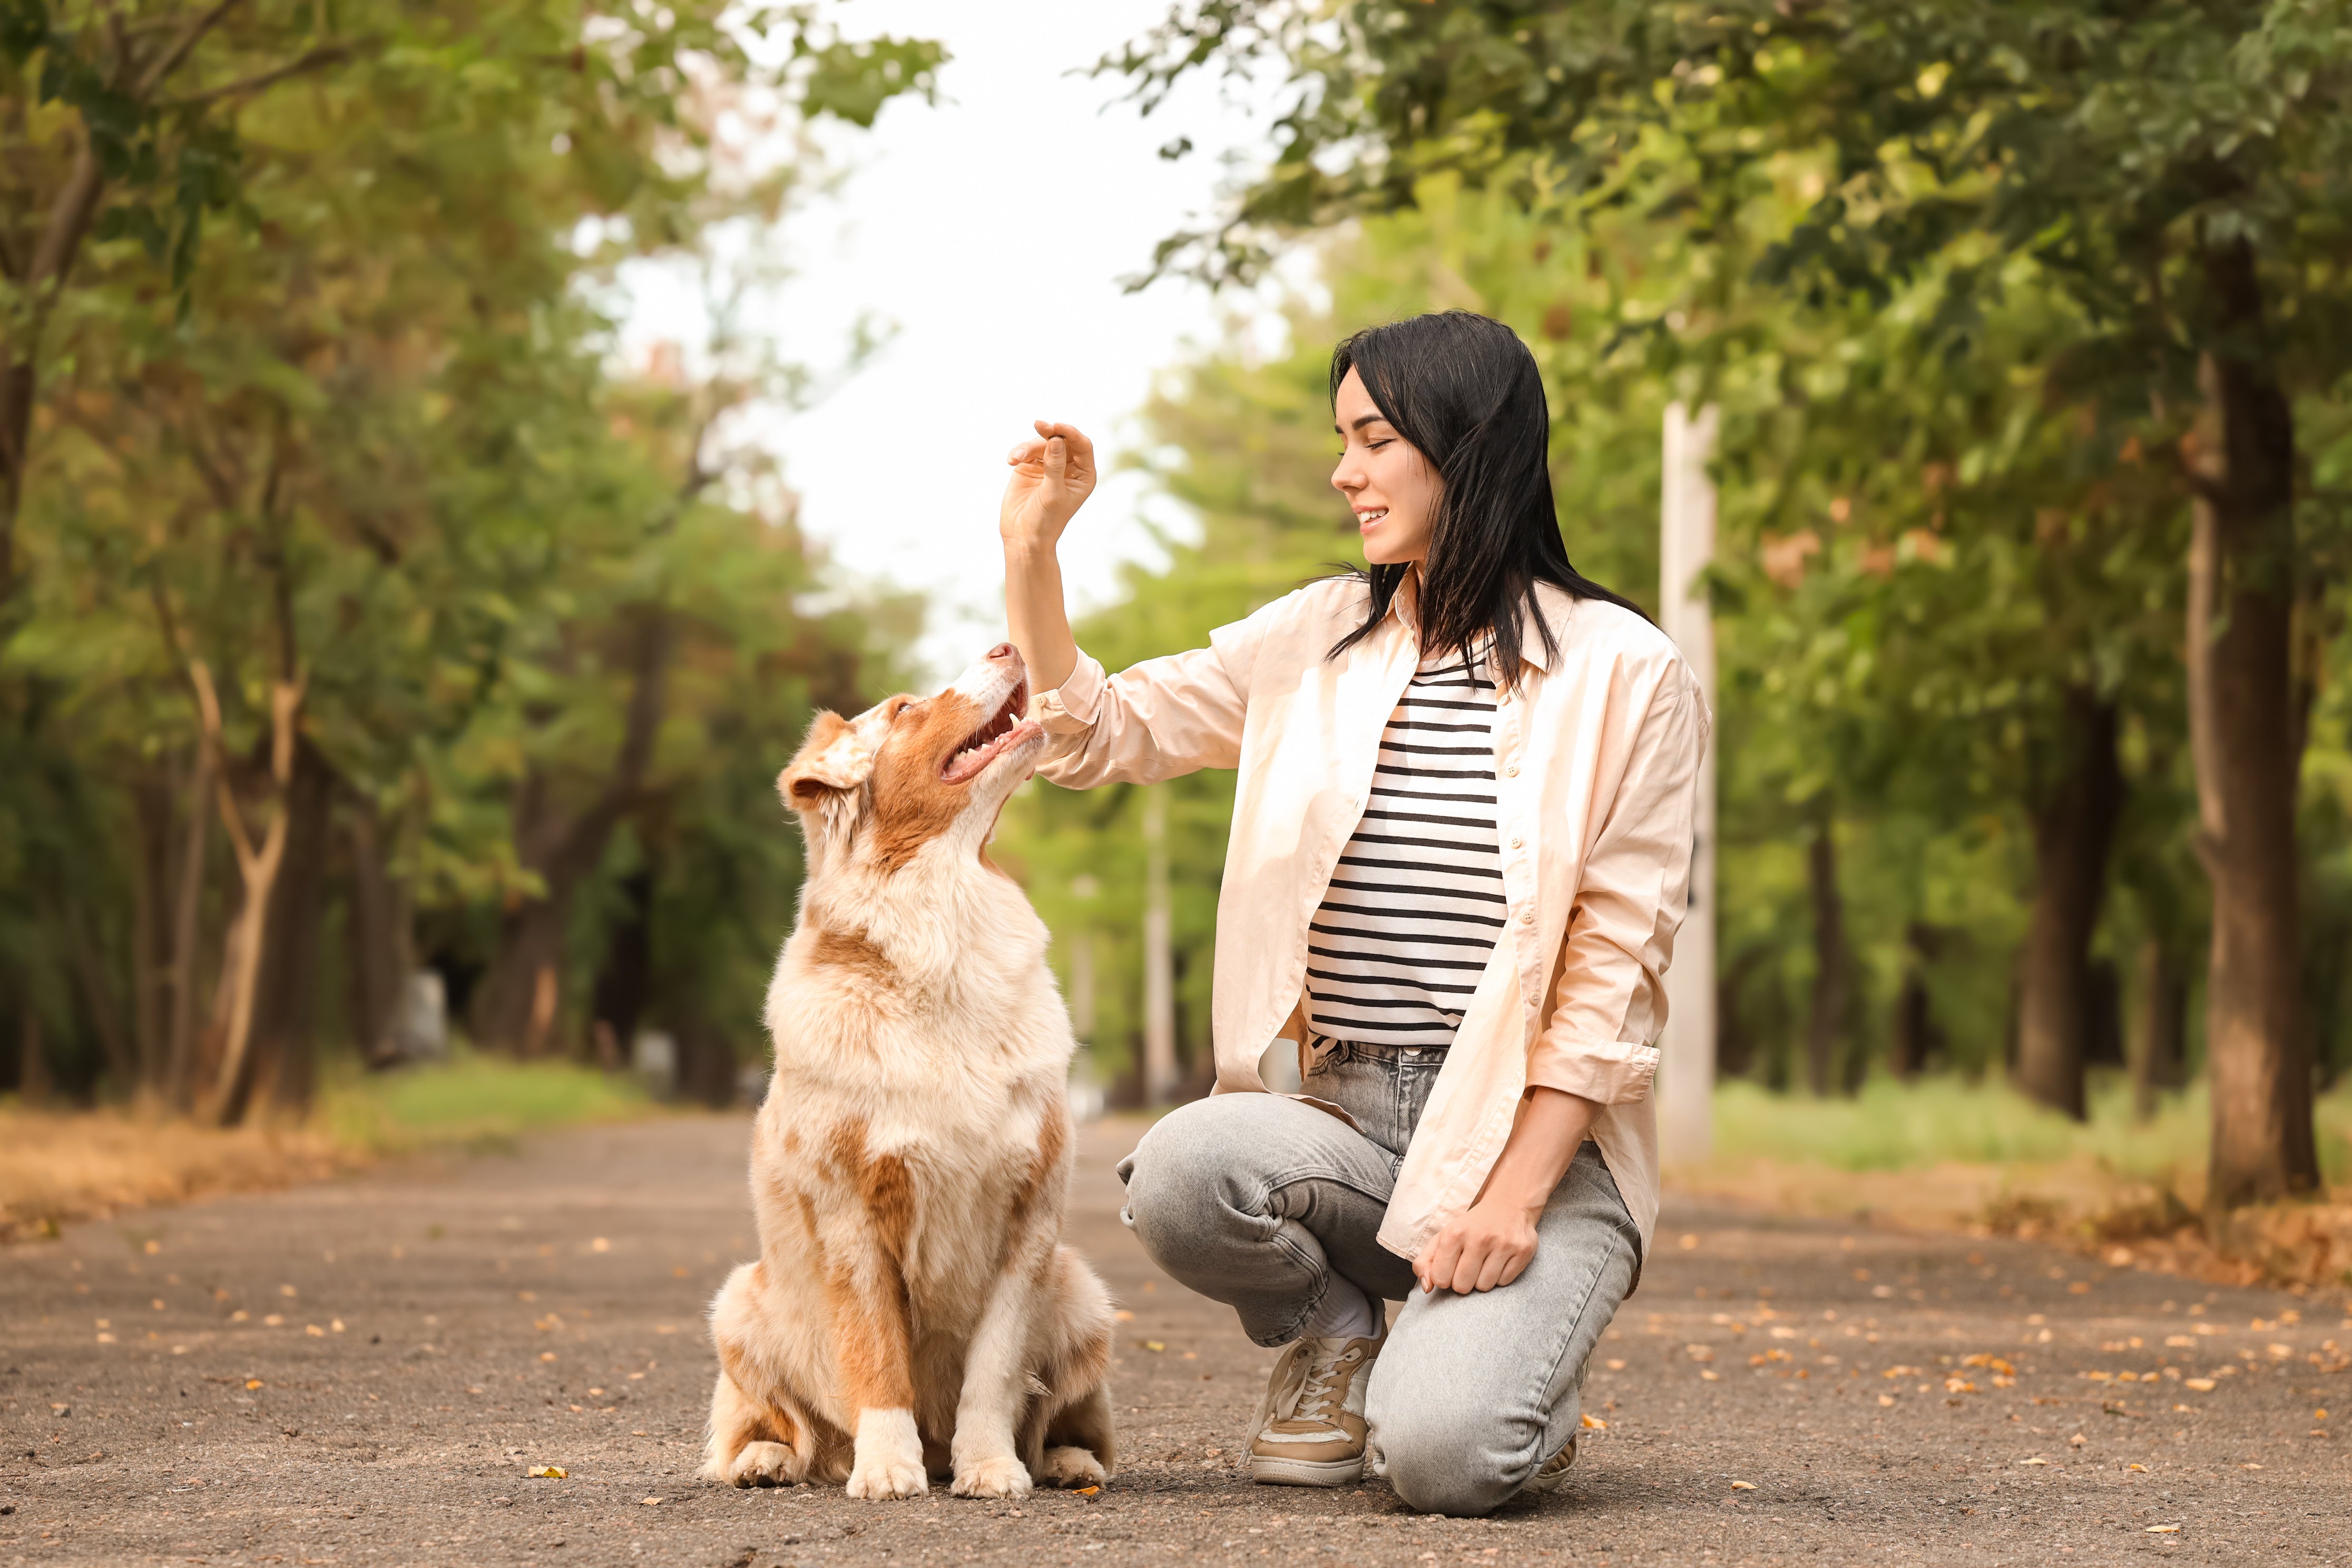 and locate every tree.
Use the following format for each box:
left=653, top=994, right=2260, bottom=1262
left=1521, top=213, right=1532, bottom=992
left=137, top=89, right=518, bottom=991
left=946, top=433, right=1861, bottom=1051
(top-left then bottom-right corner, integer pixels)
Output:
left=1112, top=0, right=2352, bottom=1202
left=0, top=2, right=943, bottom=1115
